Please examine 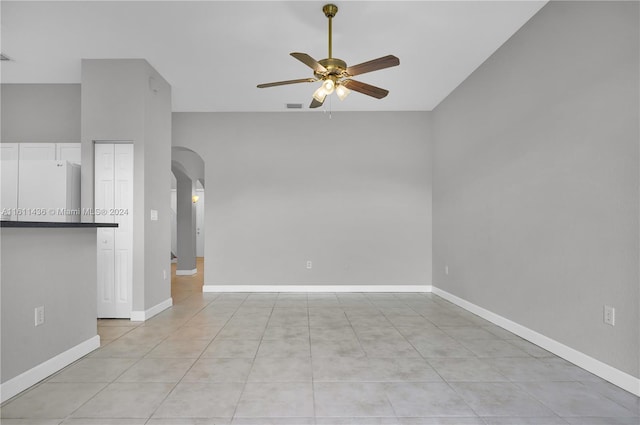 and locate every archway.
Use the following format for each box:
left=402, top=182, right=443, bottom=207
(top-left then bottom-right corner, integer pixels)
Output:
left=171, top=147, right=205, bottom=294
